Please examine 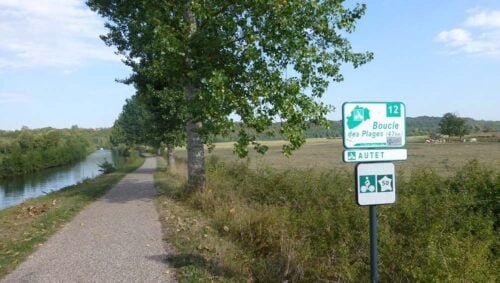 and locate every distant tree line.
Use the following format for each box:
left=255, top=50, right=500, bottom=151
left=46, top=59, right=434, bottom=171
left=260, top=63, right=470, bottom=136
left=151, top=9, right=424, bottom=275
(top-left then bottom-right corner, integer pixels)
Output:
left=212, top=120, right=343, bottom=142
left=408, top=115, right=500, bottom=136
left=0, top=127, right=111, bottom=178
left=110, top=106, right=500, bottom=148
left=211, top=116, right=498, bottom=142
